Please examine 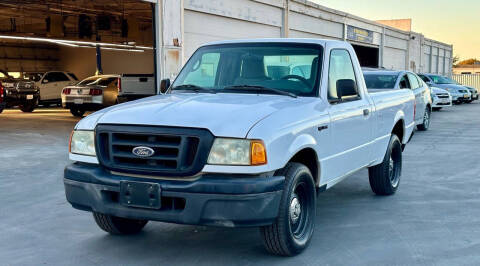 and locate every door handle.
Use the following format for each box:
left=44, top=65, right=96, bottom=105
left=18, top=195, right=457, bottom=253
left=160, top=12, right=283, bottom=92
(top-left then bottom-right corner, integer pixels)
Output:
left=317, top=125, right=328, bottom=131
left=363, top=109, right=370, bottom=116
